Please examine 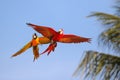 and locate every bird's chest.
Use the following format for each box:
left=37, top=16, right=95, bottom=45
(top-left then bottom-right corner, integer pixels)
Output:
left=52, top=34, right=63, bottom=41
left=32, top=38, right=39, bottom=46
